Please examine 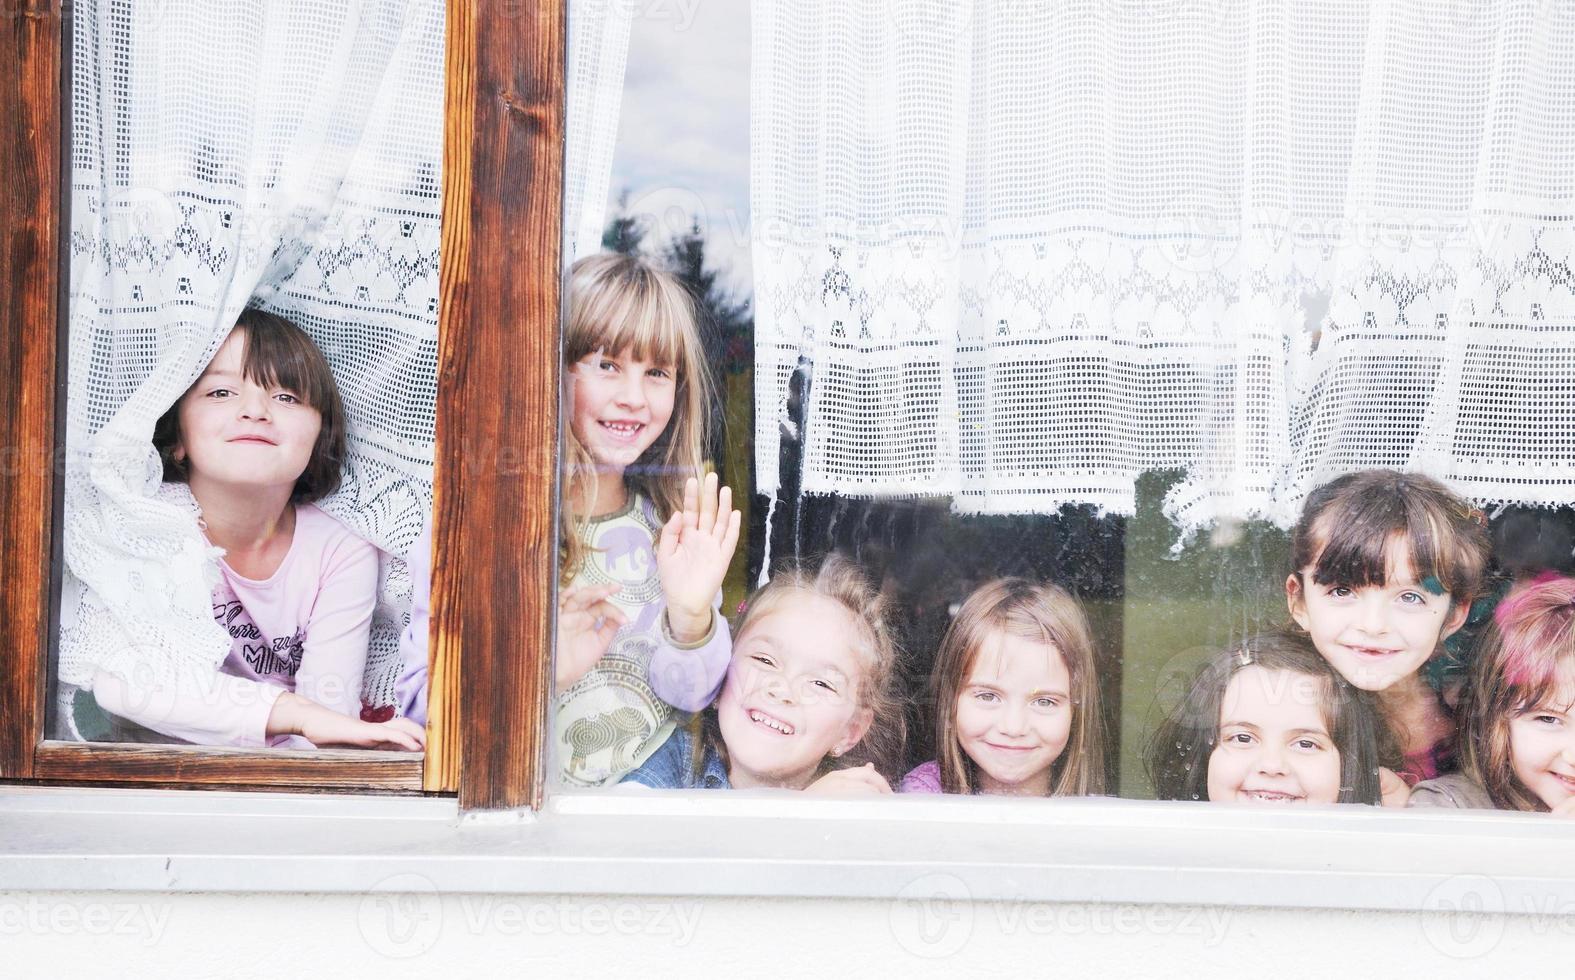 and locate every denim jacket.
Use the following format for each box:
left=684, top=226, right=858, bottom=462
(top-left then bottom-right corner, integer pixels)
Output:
left=620, top=725, right=730, bottom=790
